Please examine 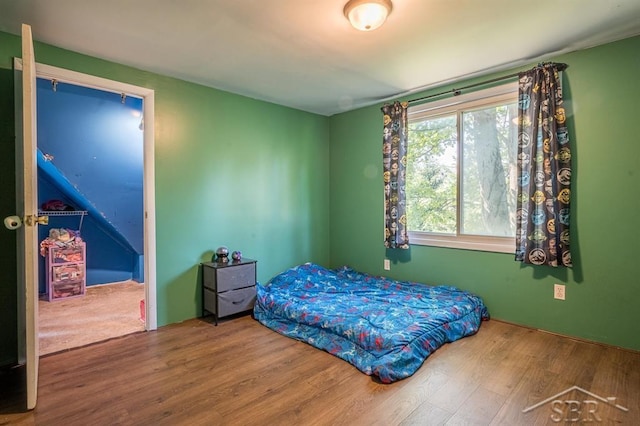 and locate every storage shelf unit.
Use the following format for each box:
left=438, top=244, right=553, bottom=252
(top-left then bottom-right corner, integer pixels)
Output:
left=39, top=210, right=88, bottom=230
left=46, top=242, right=86, bottom=301
left=40, top=210, right=88, bottom=301
left=39, top=210, right=88, bottom=216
